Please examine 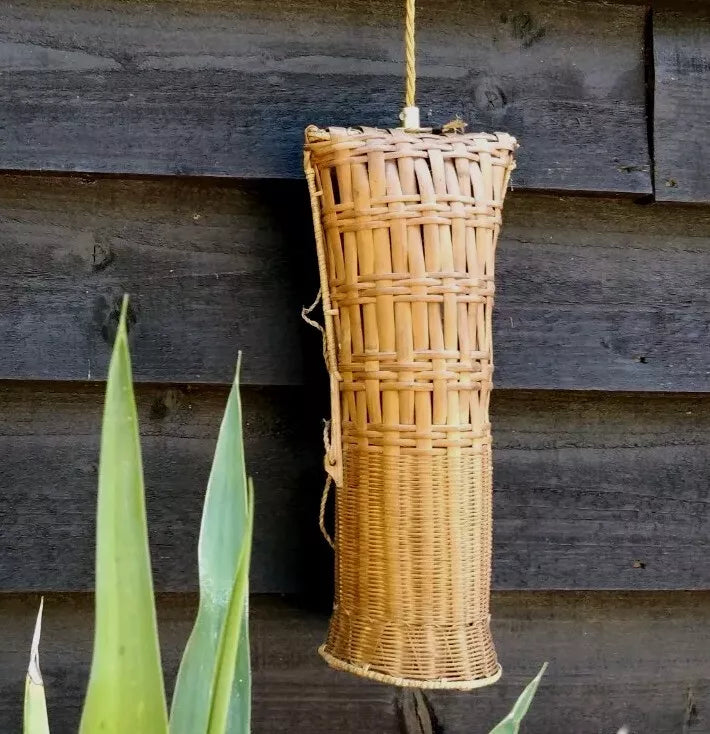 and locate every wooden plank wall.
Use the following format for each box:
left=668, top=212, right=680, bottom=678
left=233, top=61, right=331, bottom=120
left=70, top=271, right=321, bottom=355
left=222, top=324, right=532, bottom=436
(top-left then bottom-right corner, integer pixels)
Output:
left=1, top=594, right=709, bottom=734
left=653, top=3, right=710, bottom=202
left=1, top=0, right=650, bottom=192
left=0, top=1, right=708, bottom=732
left=3, top=384, right=710, bottom=593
